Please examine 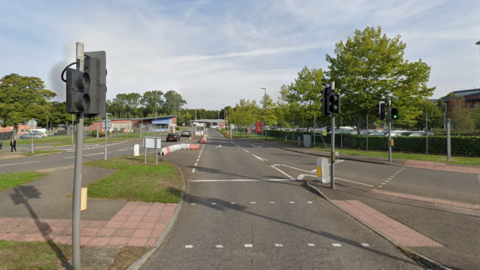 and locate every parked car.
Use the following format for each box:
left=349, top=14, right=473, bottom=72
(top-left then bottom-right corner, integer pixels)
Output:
left=20, top=133, right=42, bottom=139
left=166, top=133, right=180, bottom=142
left=181, top=130, right=191, bottom=137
